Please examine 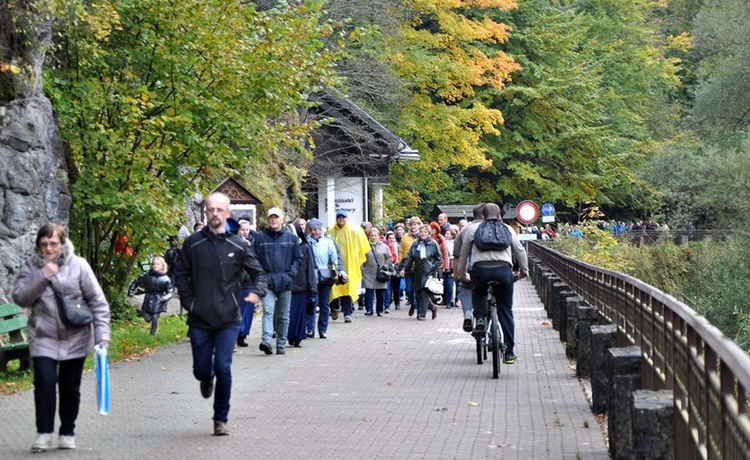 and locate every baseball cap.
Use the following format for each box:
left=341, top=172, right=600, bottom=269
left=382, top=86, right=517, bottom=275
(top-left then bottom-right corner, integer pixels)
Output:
left=267, top=207, right=284, bottom=218
left=335, top=210, right=348, bottom=218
